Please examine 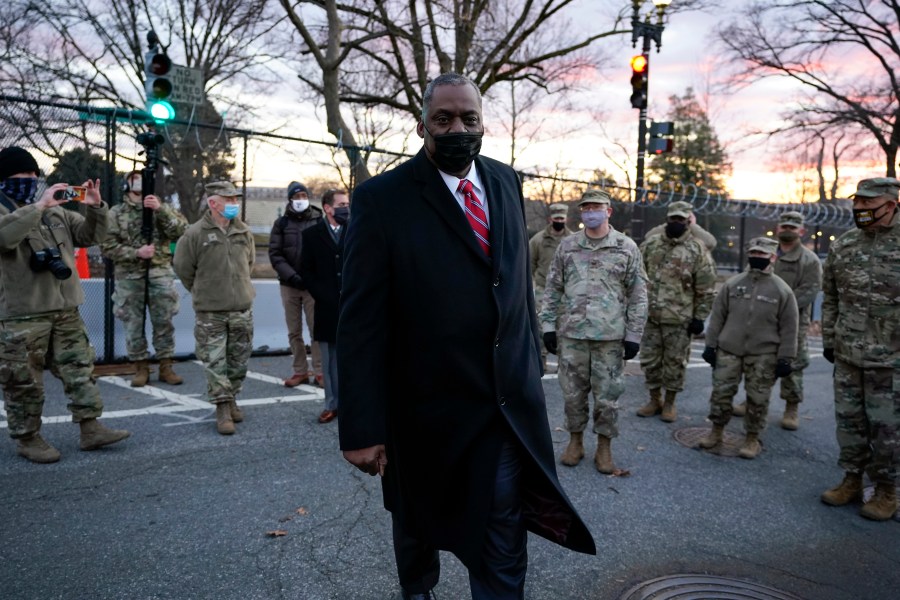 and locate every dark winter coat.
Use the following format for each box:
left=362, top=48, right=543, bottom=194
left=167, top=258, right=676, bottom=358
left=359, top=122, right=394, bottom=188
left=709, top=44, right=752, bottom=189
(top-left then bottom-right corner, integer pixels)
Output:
left=267, top=204, right=323, bottom=288
left=299, top=219, right=343, bottom=343
left=337, top=150, right=596, bottom=574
